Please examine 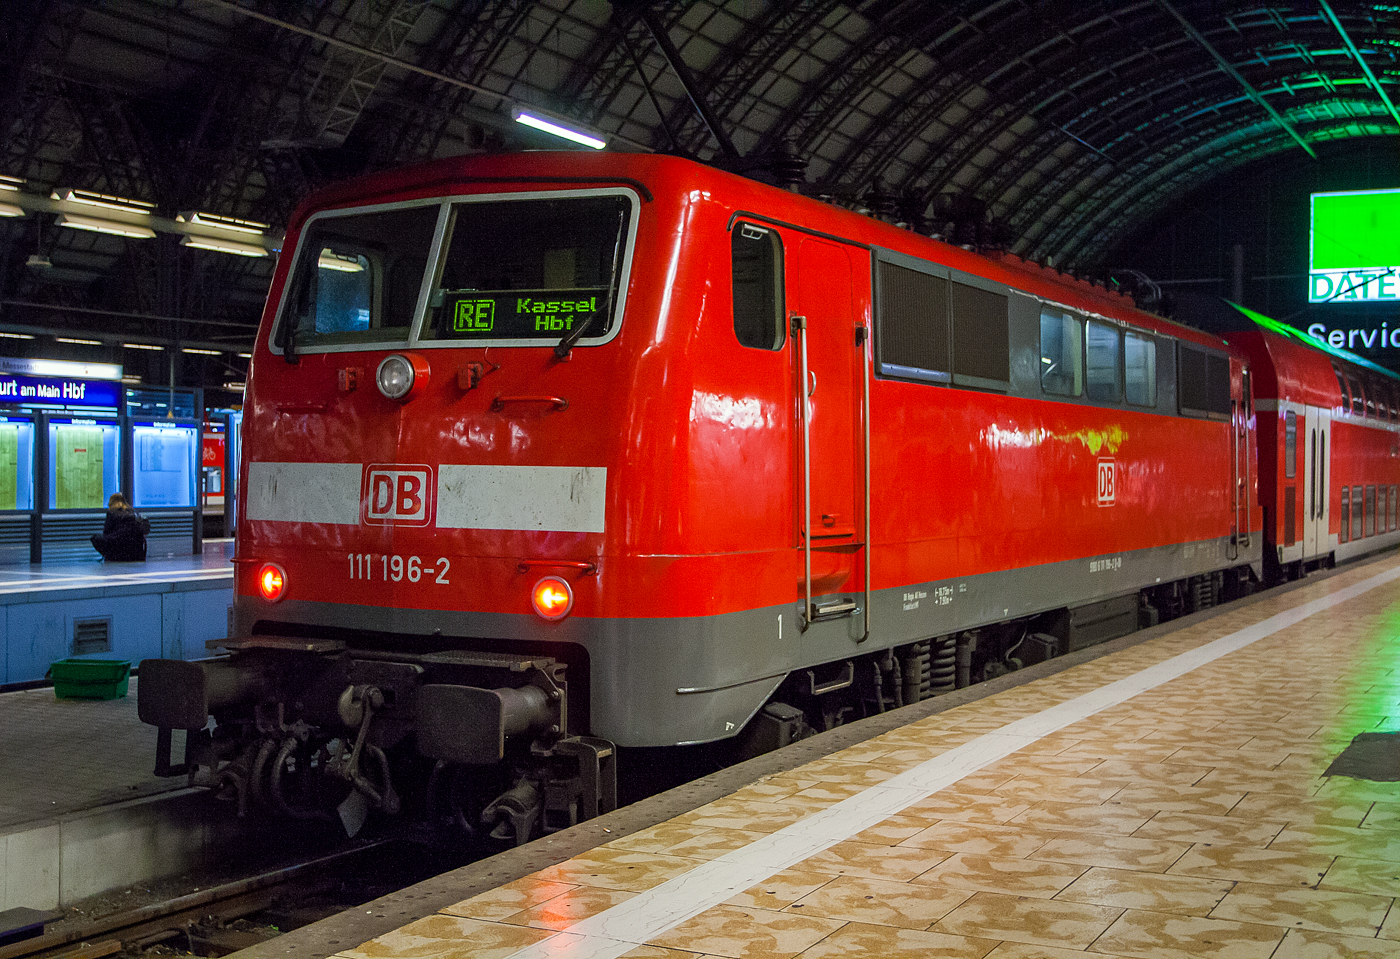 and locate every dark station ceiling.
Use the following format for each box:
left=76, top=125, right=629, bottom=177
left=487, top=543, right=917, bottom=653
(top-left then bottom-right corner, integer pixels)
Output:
left=0, top=0, right=1397, bottom=393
